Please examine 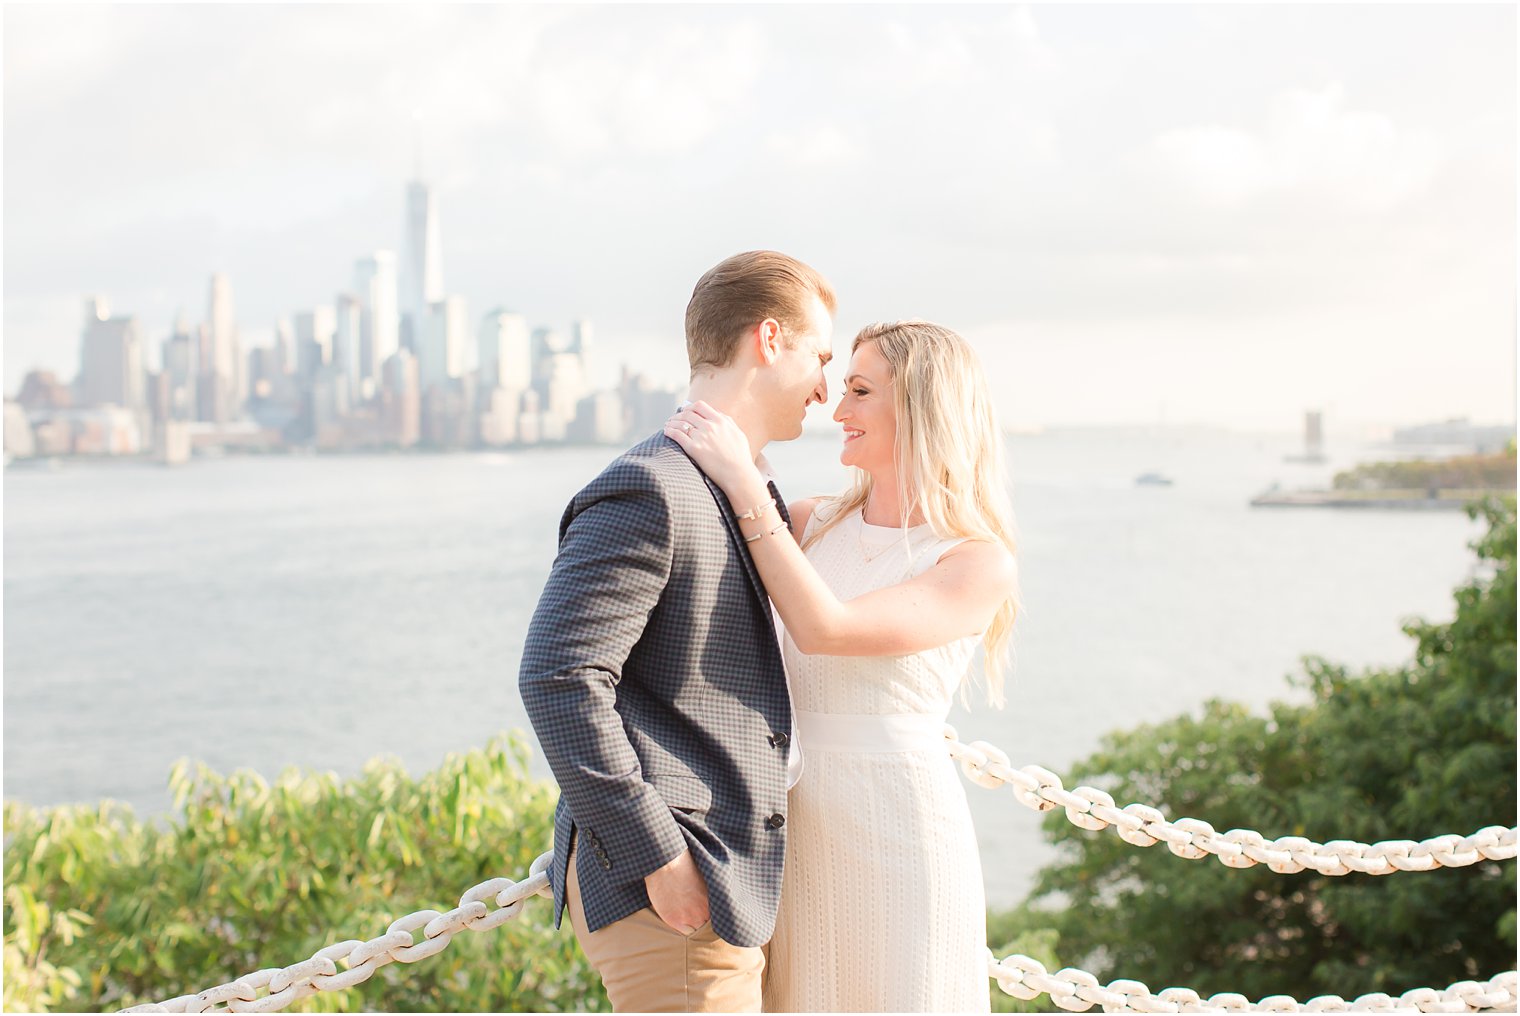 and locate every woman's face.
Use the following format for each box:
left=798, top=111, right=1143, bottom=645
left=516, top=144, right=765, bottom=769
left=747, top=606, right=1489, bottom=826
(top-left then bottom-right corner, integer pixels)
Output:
left=833, top=341, right=898, bottom=473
